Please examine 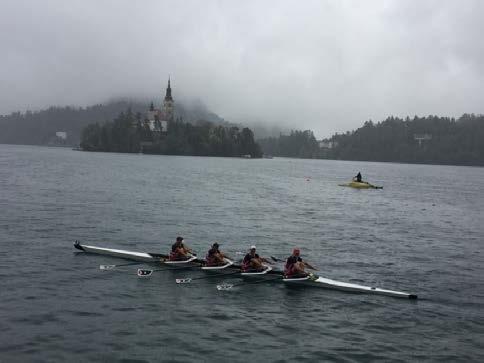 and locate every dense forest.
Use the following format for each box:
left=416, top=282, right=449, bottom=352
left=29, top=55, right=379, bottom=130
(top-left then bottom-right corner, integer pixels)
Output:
left=258, top=114, right=484, bottom=166
left=257, top=130, right=320, bottom=158
left=328, top=114, right=484, bottom=165
left=80, top=109, right=262, bottom=158
left=0, top=99, right=227, bottom=146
